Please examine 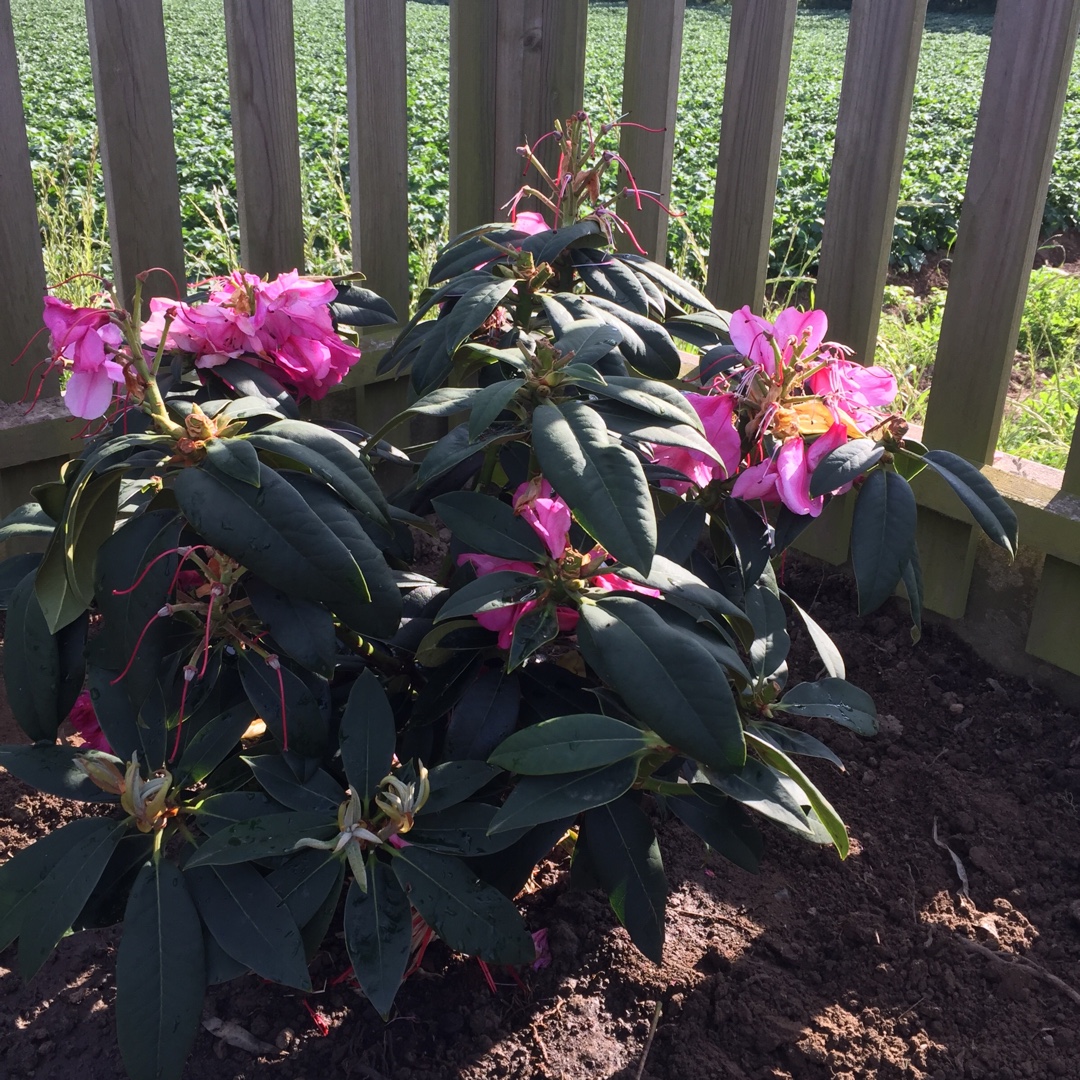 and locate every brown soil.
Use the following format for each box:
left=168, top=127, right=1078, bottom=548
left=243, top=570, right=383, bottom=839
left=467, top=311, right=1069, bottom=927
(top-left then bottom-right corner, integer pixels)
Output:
left=3, top=559, right=1080, bottom=1080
